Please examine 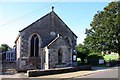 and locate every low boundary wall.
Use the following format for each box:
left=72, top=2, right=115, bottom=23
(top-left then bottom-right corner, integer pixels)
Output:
left=27, top=65, right=91, bottom=77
